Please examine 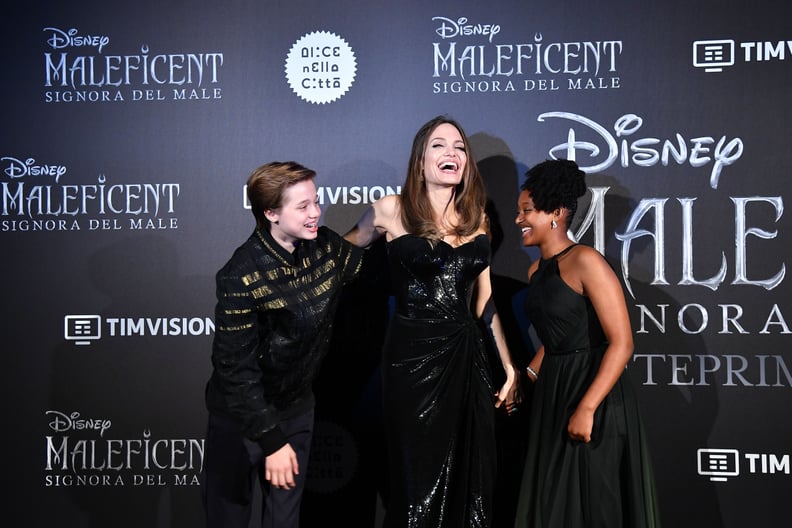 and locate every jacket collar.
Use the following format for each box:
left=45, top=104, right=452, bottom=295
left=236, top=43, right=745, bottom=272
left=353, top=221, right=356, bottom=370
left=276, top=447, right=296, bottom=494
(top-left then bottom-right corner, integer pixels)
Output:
left=255, top=227, right=302, bottom=266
